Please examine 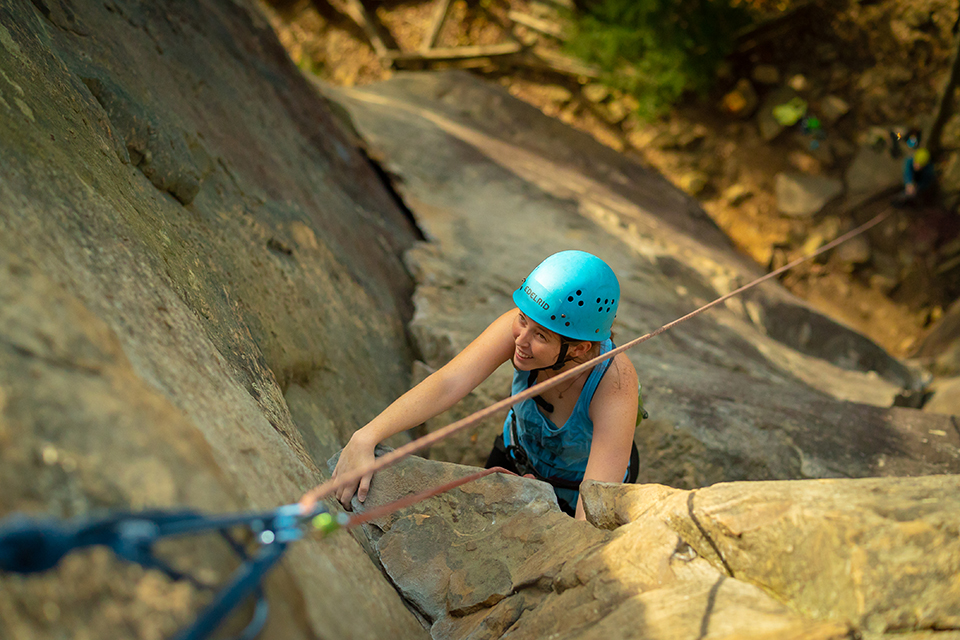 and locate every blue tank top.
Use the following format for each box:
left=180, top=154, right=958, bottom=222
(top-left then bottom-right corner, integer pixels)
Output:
left=503, top=339, right=617, bottom=509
